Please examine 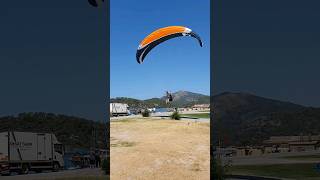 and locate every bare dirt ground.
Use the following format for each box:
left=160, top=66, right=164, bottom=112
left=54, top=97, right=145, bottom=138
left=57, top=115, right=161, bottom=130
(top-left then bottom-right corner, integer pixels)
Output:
left=110, top=118, right=210, bottom=180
